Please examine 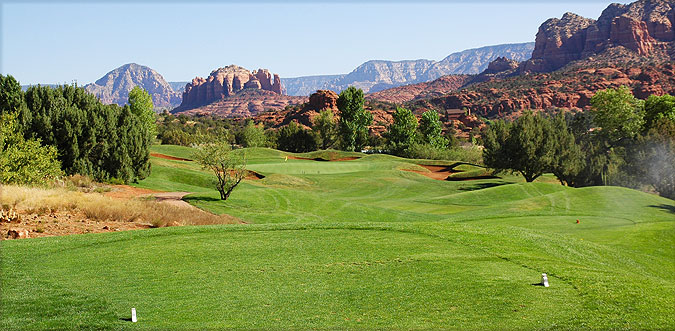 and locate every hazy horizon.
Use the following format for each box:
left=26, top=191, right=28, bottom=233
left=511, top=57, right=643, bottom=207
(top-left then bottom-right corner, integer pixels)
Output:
left=3, top=1, right=611, bottom=85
